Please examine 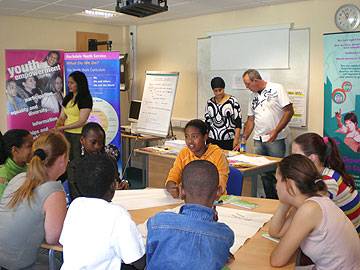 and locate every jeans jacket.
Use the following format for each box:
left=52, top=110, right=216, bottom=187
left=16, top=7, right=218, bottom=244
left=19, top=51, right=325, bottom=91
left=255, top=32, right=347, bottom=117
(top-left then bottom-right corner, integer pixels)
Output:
left=146, top=204, right=234, bottom=270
